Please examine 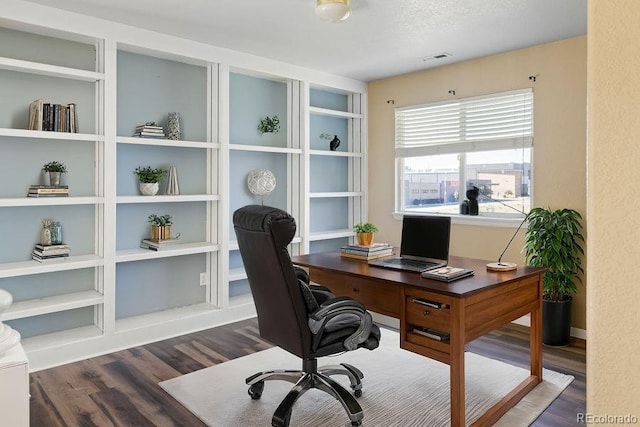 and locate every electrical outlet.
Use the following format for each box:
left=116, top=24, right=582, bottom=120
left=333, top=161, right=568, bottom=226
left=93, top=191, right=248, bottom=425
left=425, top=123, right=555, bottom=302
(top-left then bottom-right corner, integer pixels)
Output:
left=199, top=272, right=208, bottom=286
